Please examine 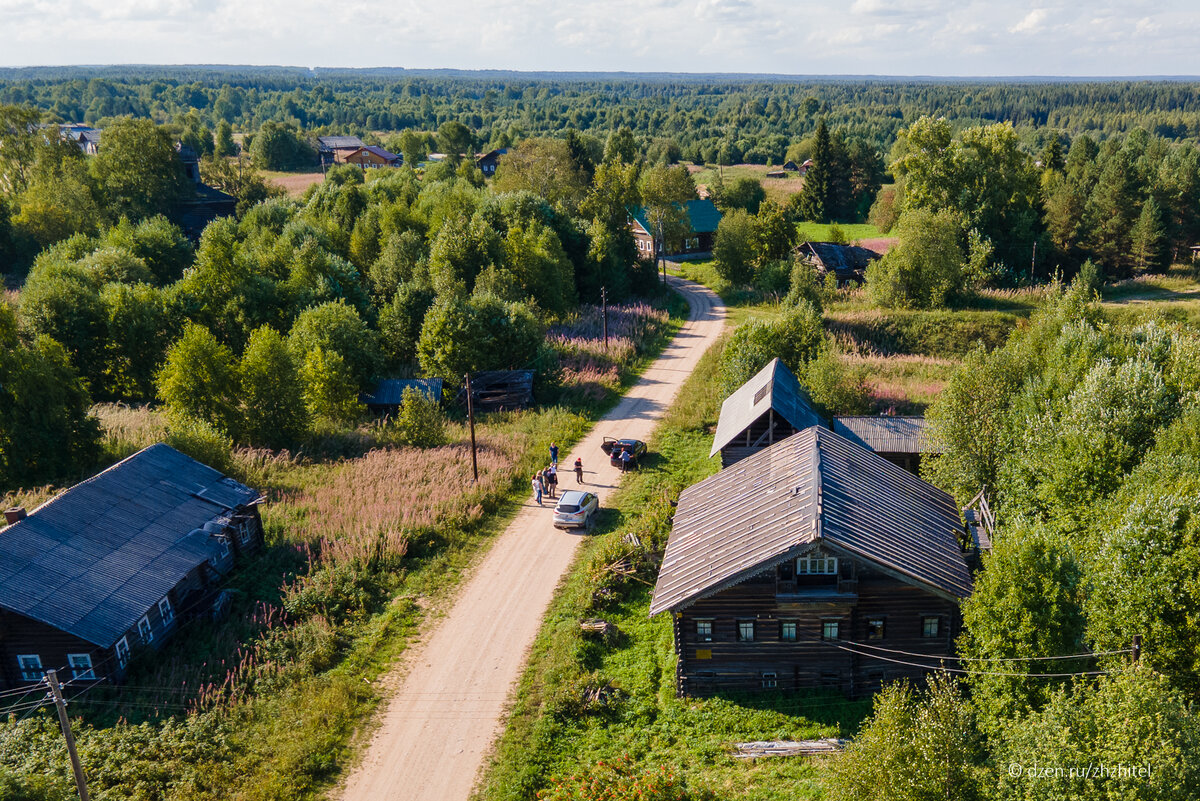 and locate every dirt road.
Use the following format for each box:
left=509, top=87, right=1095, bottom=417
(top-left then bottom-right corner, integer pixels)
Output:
left=338, top=276, right=726, bottom=801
